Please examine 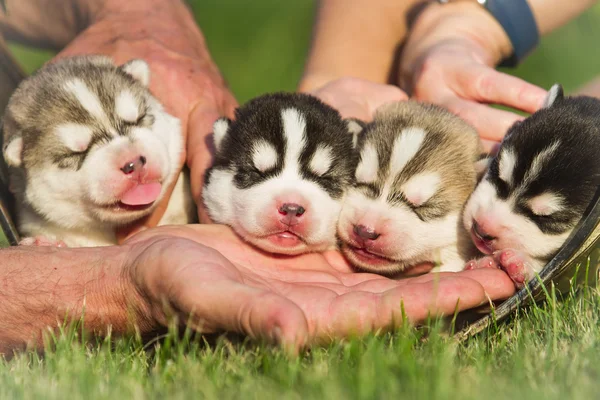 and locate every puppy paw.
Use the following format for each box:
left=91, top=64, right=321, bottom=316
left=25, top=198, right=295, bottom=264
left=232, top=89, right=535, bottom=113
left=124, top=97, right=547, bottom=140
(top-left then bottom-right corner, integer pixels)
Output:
left=492, top=248, right=535, bottom=289
left=464, top=256, right=499, bottom=271
left=19, top=236, right=68, bottom=247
